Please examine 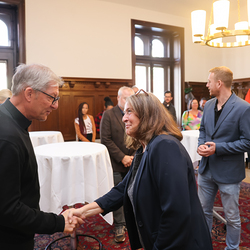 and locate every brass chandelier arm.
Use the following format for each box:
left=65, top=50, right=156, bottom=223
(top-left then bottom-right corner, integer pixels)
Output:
left=195, top=29, right=250, bottom=48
